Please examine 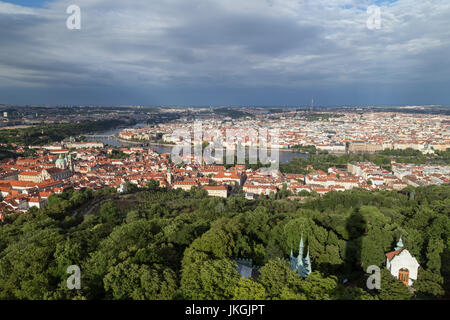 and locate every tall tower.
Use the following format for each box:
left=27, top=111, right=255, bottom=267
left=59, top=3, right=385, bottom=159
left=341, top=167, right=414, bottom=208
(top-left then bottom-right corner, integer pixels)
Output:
left=167, top=167, right=172, bottom=185
left=67, top=154, right=74, bottom=172
left=290, top=248, right=297, bottom=270
left=310, top=97, right=314, bottom=112
left=301, top=248, right=312, bottom=277
left=297, top=236, right=304, bottom=268
left=288, top=234, right=312, bottom=278
left=395, top=237, right=404, bottom=251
